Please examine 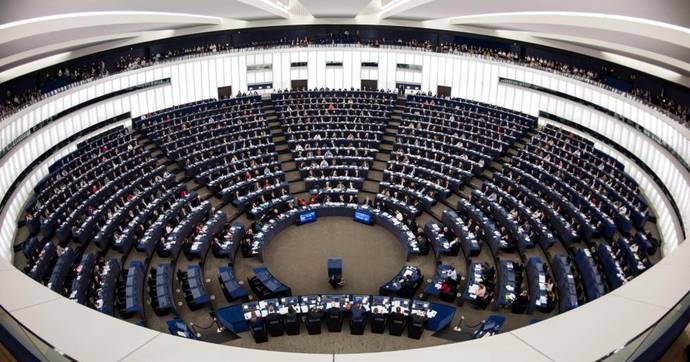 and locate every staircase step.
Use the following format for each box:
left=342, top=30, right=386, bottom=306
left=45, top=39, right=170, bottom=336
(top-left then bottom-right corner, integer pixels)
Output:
left=375, top=153, right=391, bottom=162
left=367, top=170, right=383, bottom=182
left=278, top=153, right=294, bottom=162
left=289, top=182, right=306, bottom=194
left=362, top=181, right=381, bottom=194
left=372, top=160, right=387, bottom=169
left=383, top=135, right=396, bottom=142
left=281, top=161, right=296, bottom=171
left=285, top=170, right=301, bottom=182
